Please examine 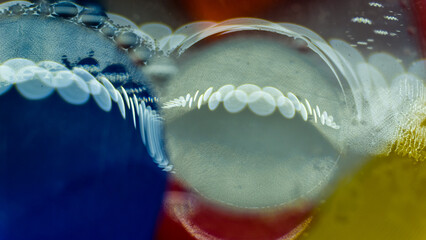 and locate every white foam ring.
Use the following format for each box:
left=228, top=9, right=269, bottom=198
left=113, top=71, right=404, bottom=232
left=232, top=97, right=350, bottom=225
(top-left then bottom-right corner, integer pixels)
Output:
left=0, top=65, right=17, bottom=85
left=15, top=66, right=39, bottom=83
left=208, top=92, right=221, bottom=111
left=237, top=84, right=261, bottom=95
left=203, top=87, right=213, bottom=101
left=116, top=89, right=126, bottom=119
left=50, top=70, right=74, bottom=88
left=164, top=83, right=340, bottom=129
left=262, top=86, right=284, bottom=100
left=248, top=91, right=276, bottom=116
left=100, top=76, right=118, bottom=102
left=130, top=97, right=136, bottom=128
left=38, top=61, right=73, bottom=88
left=121, top=86, right=130, bottom=109
left=287, top=92, right=301, bottom=111
left=133, top=94, right=139, bottom=116
left=13, top=65, right=54, bottom=99
left=305, top=99, right=312, bottom=115
left=217, top=84, right=235, bottom=100
left=38, top=60, right=68, bottom=72
left=223, top=90, right=247, bottom=113
left=139, top=102, right=147, bottom=144
left=3, top=58, right=36, bottom=71
left=197, top=94, right=203, bottom=109
left=16, top=76, right=54, bottom=100
left=0, top=58, right=172, bottom=171
left=92, top=83, right=112, bottom=112
left=57, top=75, right=90, bottom=105
left=145, top=107, right=156, bottom=158
left=300, top=103, right=308, bottom=121
left=152, top=117, right=164, bottom=163
left=277, top=96, right=295, bottom=119
left=87, top=79, right=102, bottom=95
